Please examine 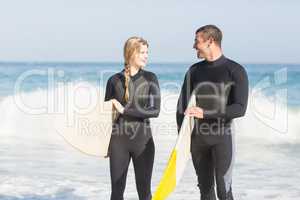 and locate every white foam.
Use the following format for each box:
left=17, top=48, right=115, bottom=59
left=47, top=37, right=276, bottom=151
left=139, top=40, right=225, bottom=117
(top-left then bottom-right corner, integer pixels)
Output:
left=0, top=83, right=299, bottom=144
left=1, top=83, right=300, bottom=199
